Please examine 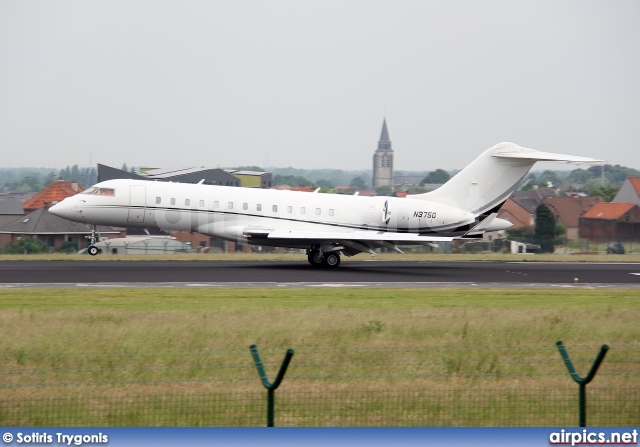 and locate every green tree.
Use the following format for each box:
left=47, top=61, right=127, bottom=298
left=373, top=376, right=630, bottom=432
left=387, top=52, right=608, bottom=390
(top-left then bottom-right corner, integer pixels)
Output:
left=520, top=179, right=553, bottom=191
left=534, top=204, right=556, bottom=253
left=315, top=179, right=334, bottom=189
left=587, top=164, right=640, bottom=186
left=538, top=170, right=563, bottom=186
left=7, top=238, right=49, bottom=254
left=567, top=168, right=595, bottom=185
left=349, top=176, right=368, bottom=190
left=406, top=185, right=430, bottom=194
left=374, top=185, right=394, bottom=196
left=229, top=166, right=265, bottom=172
left=583, top=179, right=620, bottom=202
left=421, top=169, right=450, bottom=184
left=273, top=174, right=312, bottom=187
